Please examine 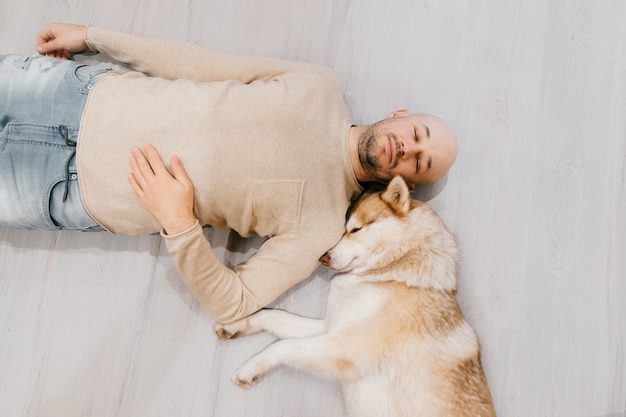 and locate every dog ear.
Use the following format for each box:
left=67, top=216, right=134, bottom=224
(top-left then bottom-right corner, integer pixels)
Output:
left=381, top=176, right=411, bottom=213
